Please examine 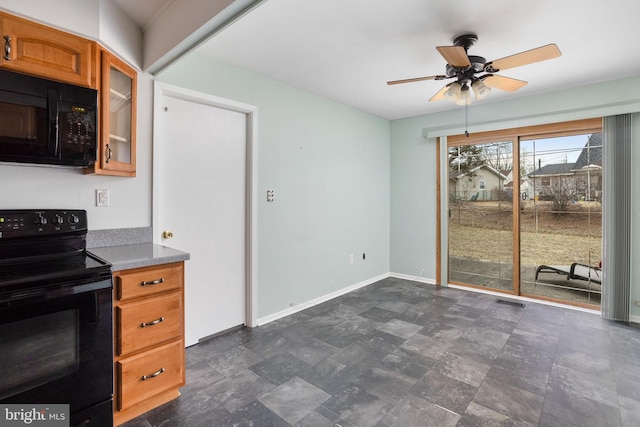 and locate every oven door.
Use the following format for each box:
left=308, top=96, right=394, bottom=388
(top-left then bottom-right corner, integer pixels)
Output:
left=0, top=277, right=113, bottom=425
